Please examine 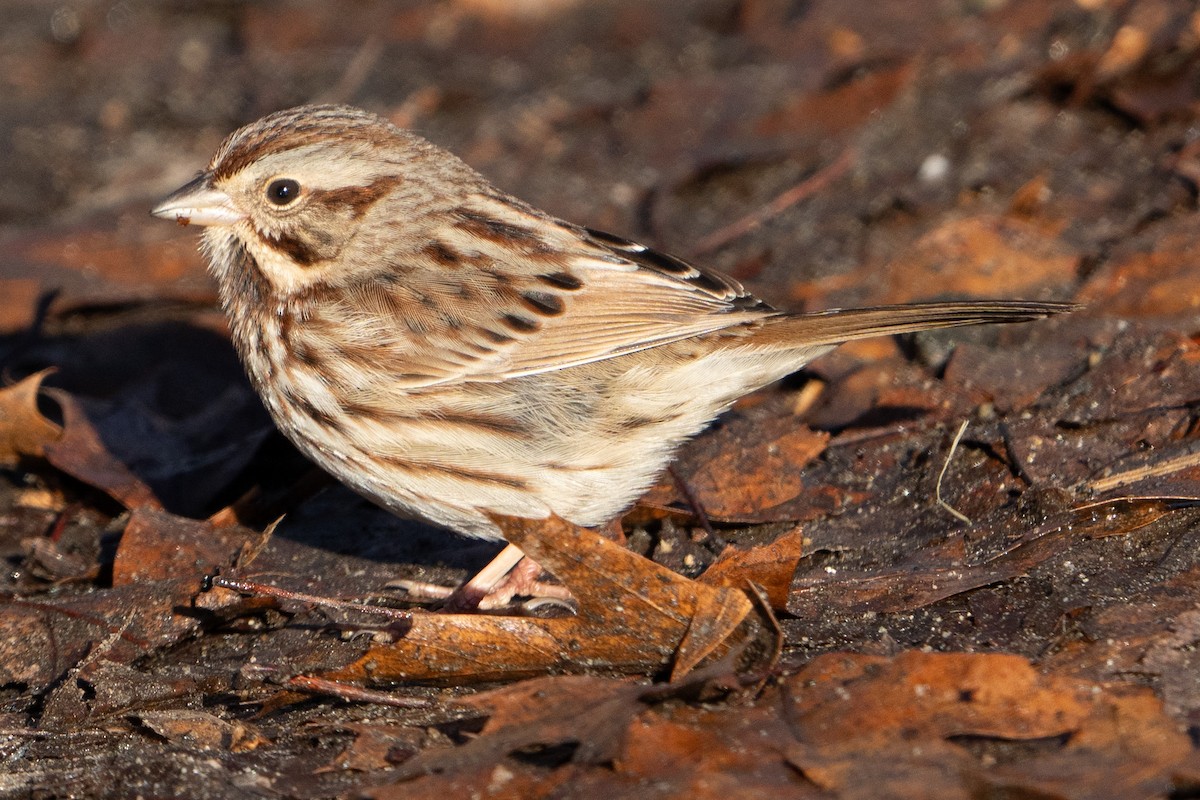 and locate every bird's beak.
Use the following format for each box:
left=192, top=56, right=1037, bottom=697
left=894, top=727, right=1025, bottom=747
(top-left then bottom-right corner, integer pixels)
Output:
left=151, top=173, right=245, bottom=227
